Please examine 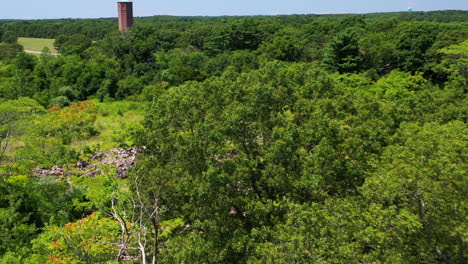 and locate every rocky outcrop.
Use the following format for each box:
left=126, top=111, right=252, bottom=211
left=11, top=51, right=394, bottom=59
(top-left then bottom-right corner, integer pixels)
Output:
left=32, top=147, right=141, bottom=179
left=33, top=165, right=64, bottom=177
left=84, top=147, right=140, bottom=178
